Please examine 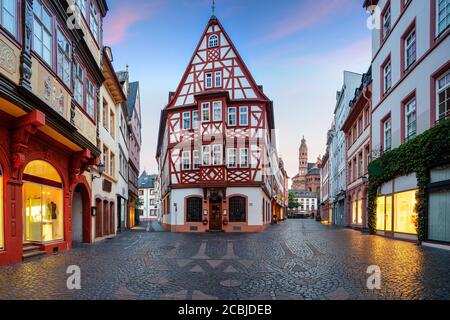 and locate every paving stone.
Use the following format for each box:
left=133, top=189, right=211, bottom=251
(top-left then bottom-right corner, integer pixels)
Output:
left=0, top=220, right=449, bottom=300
